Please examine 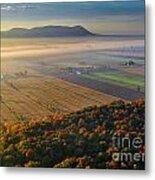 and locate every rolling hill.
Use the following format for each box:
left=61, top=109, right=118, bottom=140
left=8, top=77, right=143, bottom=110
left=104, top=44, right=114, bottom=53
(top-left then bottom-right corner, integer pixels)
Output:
left=0, top=99, right=145, bottom=169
